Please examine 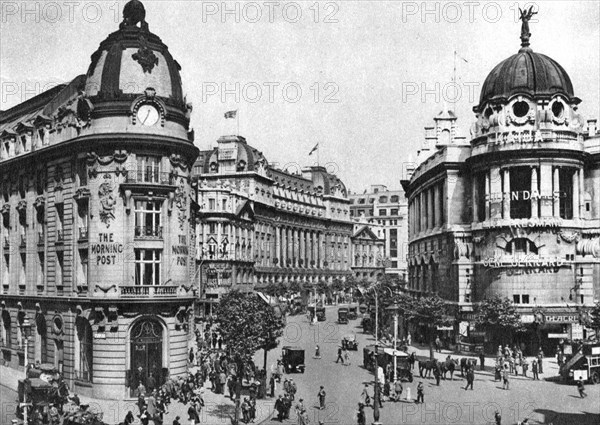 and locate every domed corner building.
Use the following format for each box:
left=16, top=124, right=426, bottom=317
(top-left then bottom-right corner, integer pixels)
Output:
left=0, top=0, right=198, bottom=399
left=401, top=15, right=600, bottom=355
